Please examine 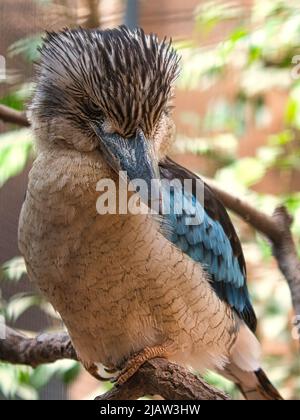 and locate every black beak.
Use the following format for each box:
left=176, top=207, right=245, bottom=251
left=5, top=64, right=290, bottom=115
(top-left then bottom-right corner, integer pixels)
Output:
left=94, top=126, right=160, bottom=209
